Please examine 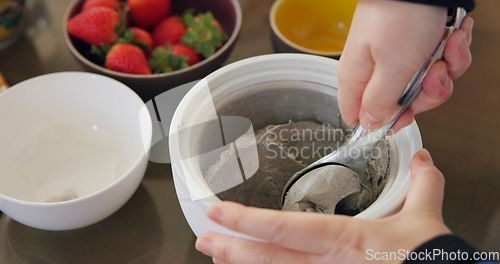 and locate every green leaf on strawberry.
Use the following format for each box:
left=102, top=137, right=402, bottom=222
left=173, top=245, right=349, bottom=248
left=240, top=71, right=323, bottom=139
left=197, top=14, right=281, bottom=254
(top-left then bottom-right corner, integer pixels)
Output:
left=90, top=43, right=113, bottom=62
left=181, top=11, right=228, bottom=58
left=149, top=45, right=189, bottom=74
left=114, top=5, right=129, bottom=38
